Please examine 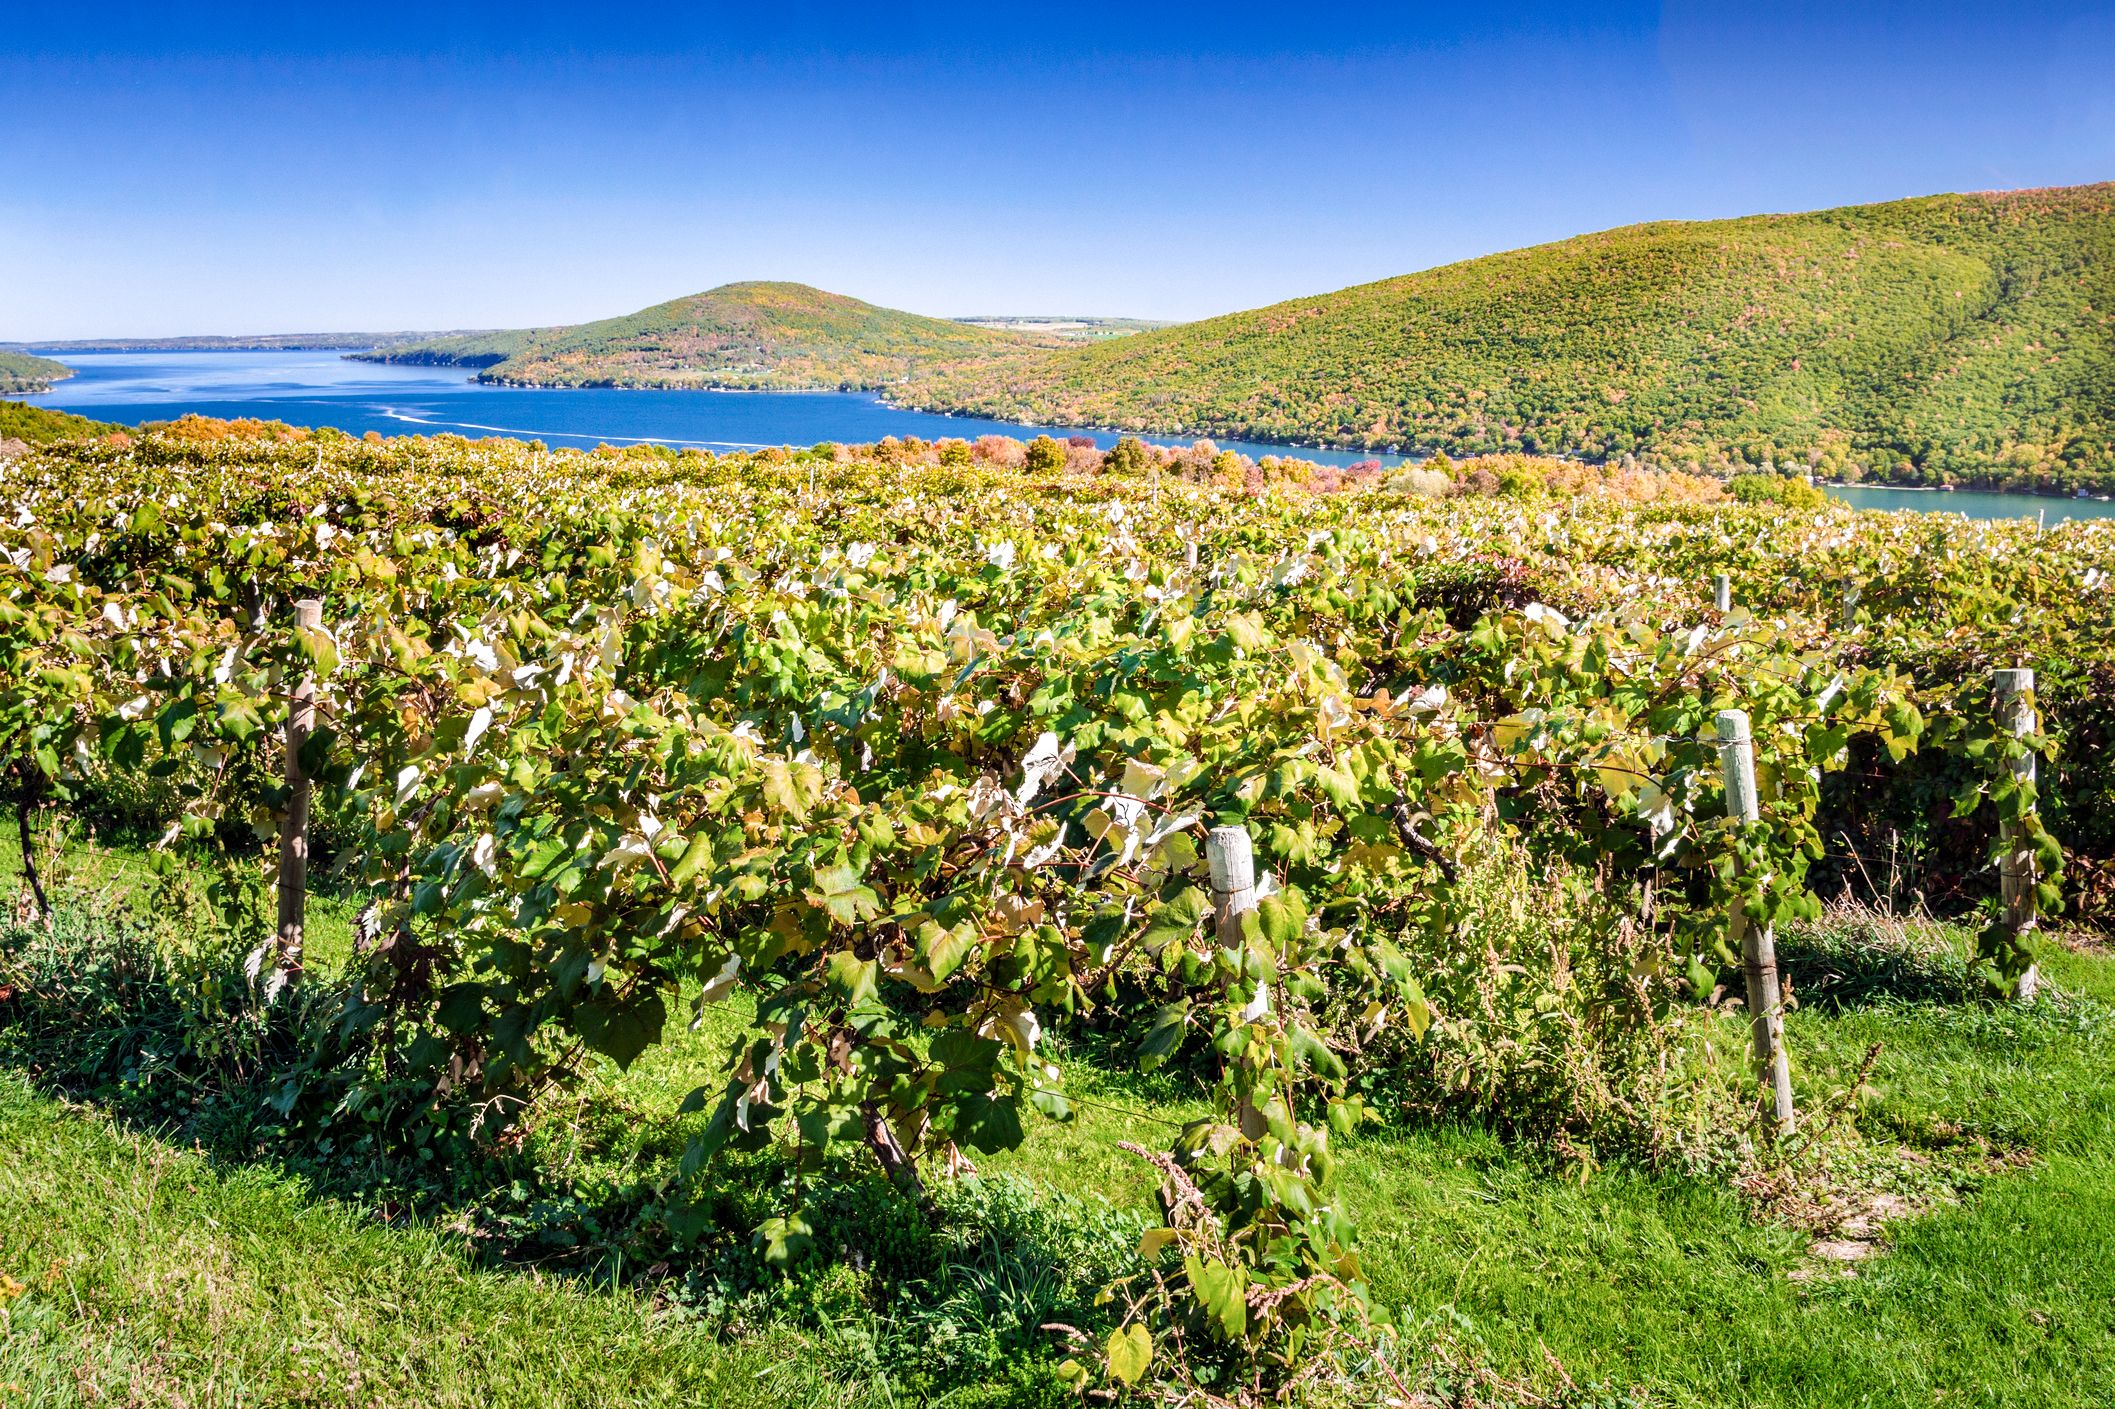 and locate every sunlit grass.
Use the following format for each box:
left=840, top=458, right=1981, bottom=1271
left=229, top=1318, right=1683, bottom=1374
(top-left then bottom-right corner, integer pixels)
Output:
left=6, top=839, right=2113, bottom=1406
